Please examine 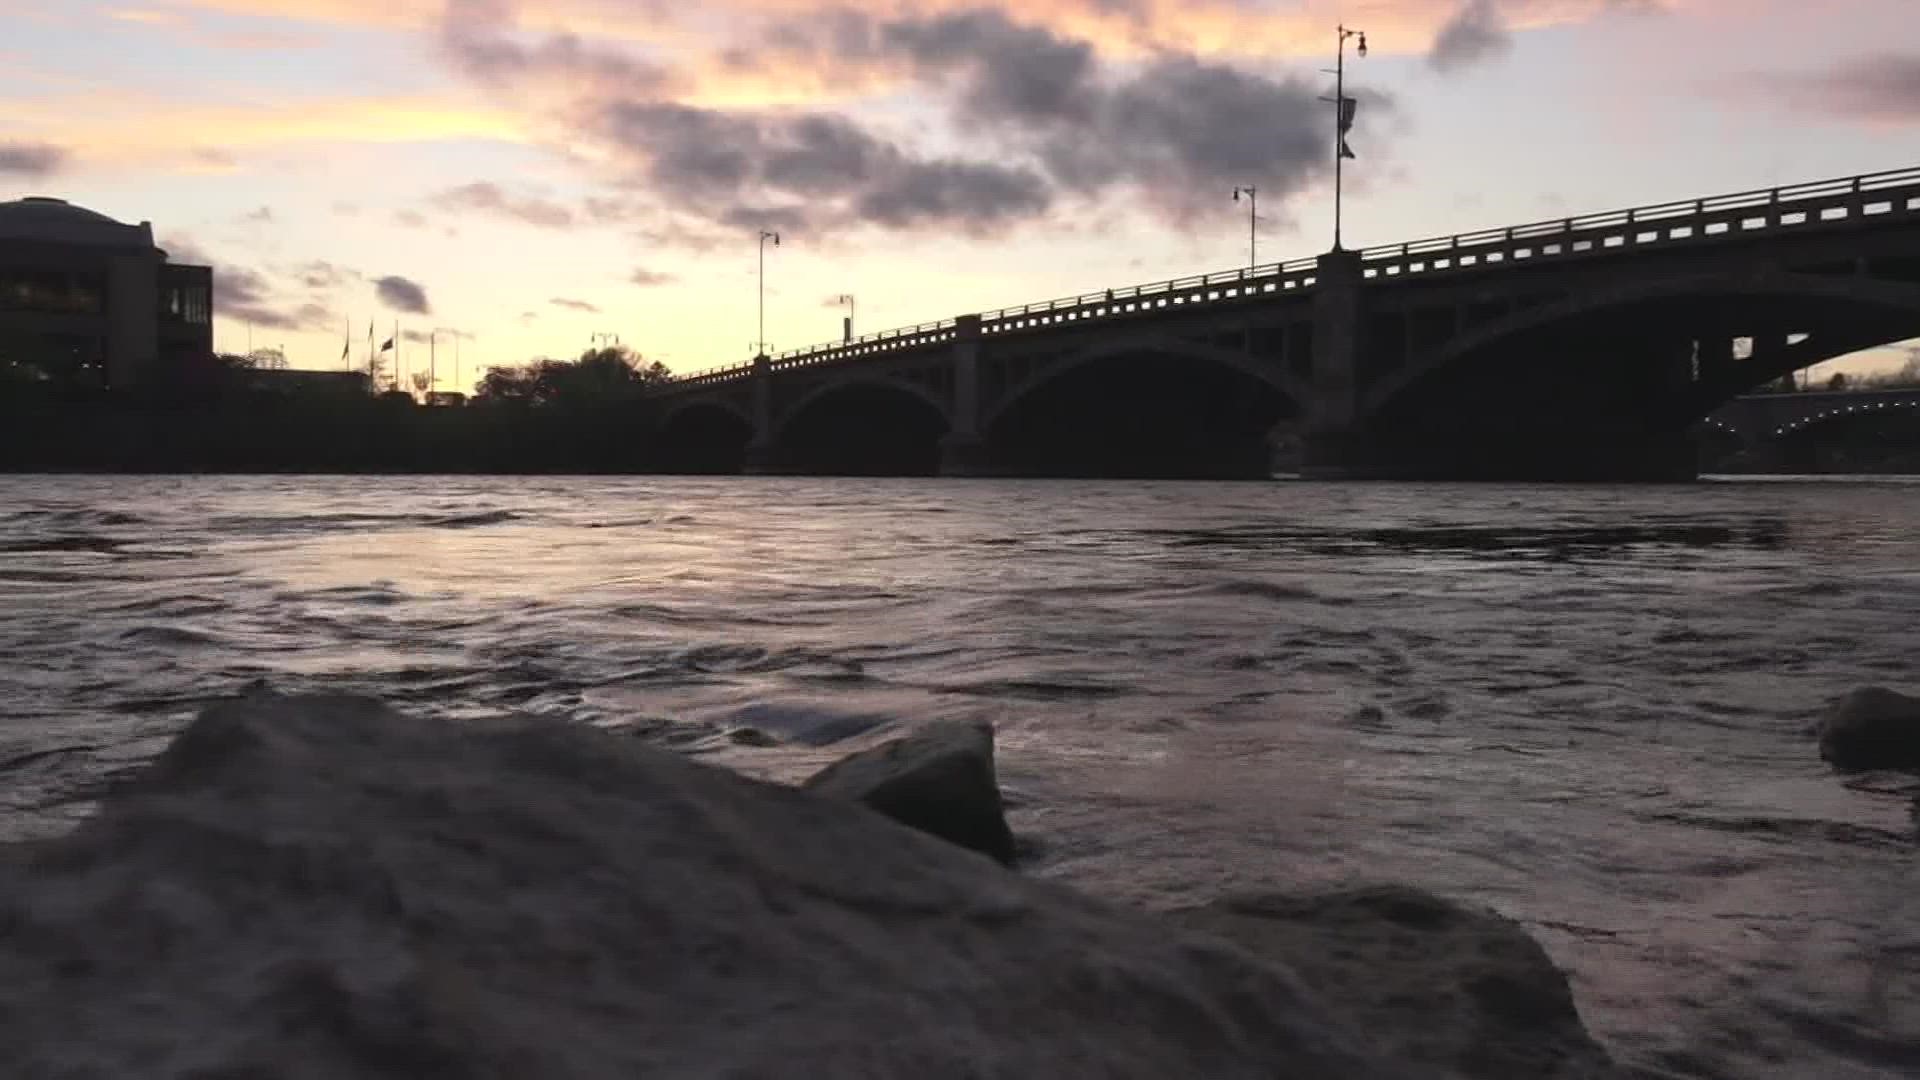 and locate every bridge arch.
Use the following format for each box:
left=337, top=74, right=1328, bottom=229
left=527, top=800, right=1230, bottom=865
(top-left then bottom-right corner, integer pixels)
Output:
left=982, top=334, right=1302, bottom=478
left=657, top=395, right=752, bottom=431
left=1363, top=270, right=1920, bottom=423
left=773, top=374, right=951, bottom=441
left=983, top=334, right=1307, bottom=433
left=653, top=397, right=755, bottom=474
left=772, top=374, right=952, bottom=476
